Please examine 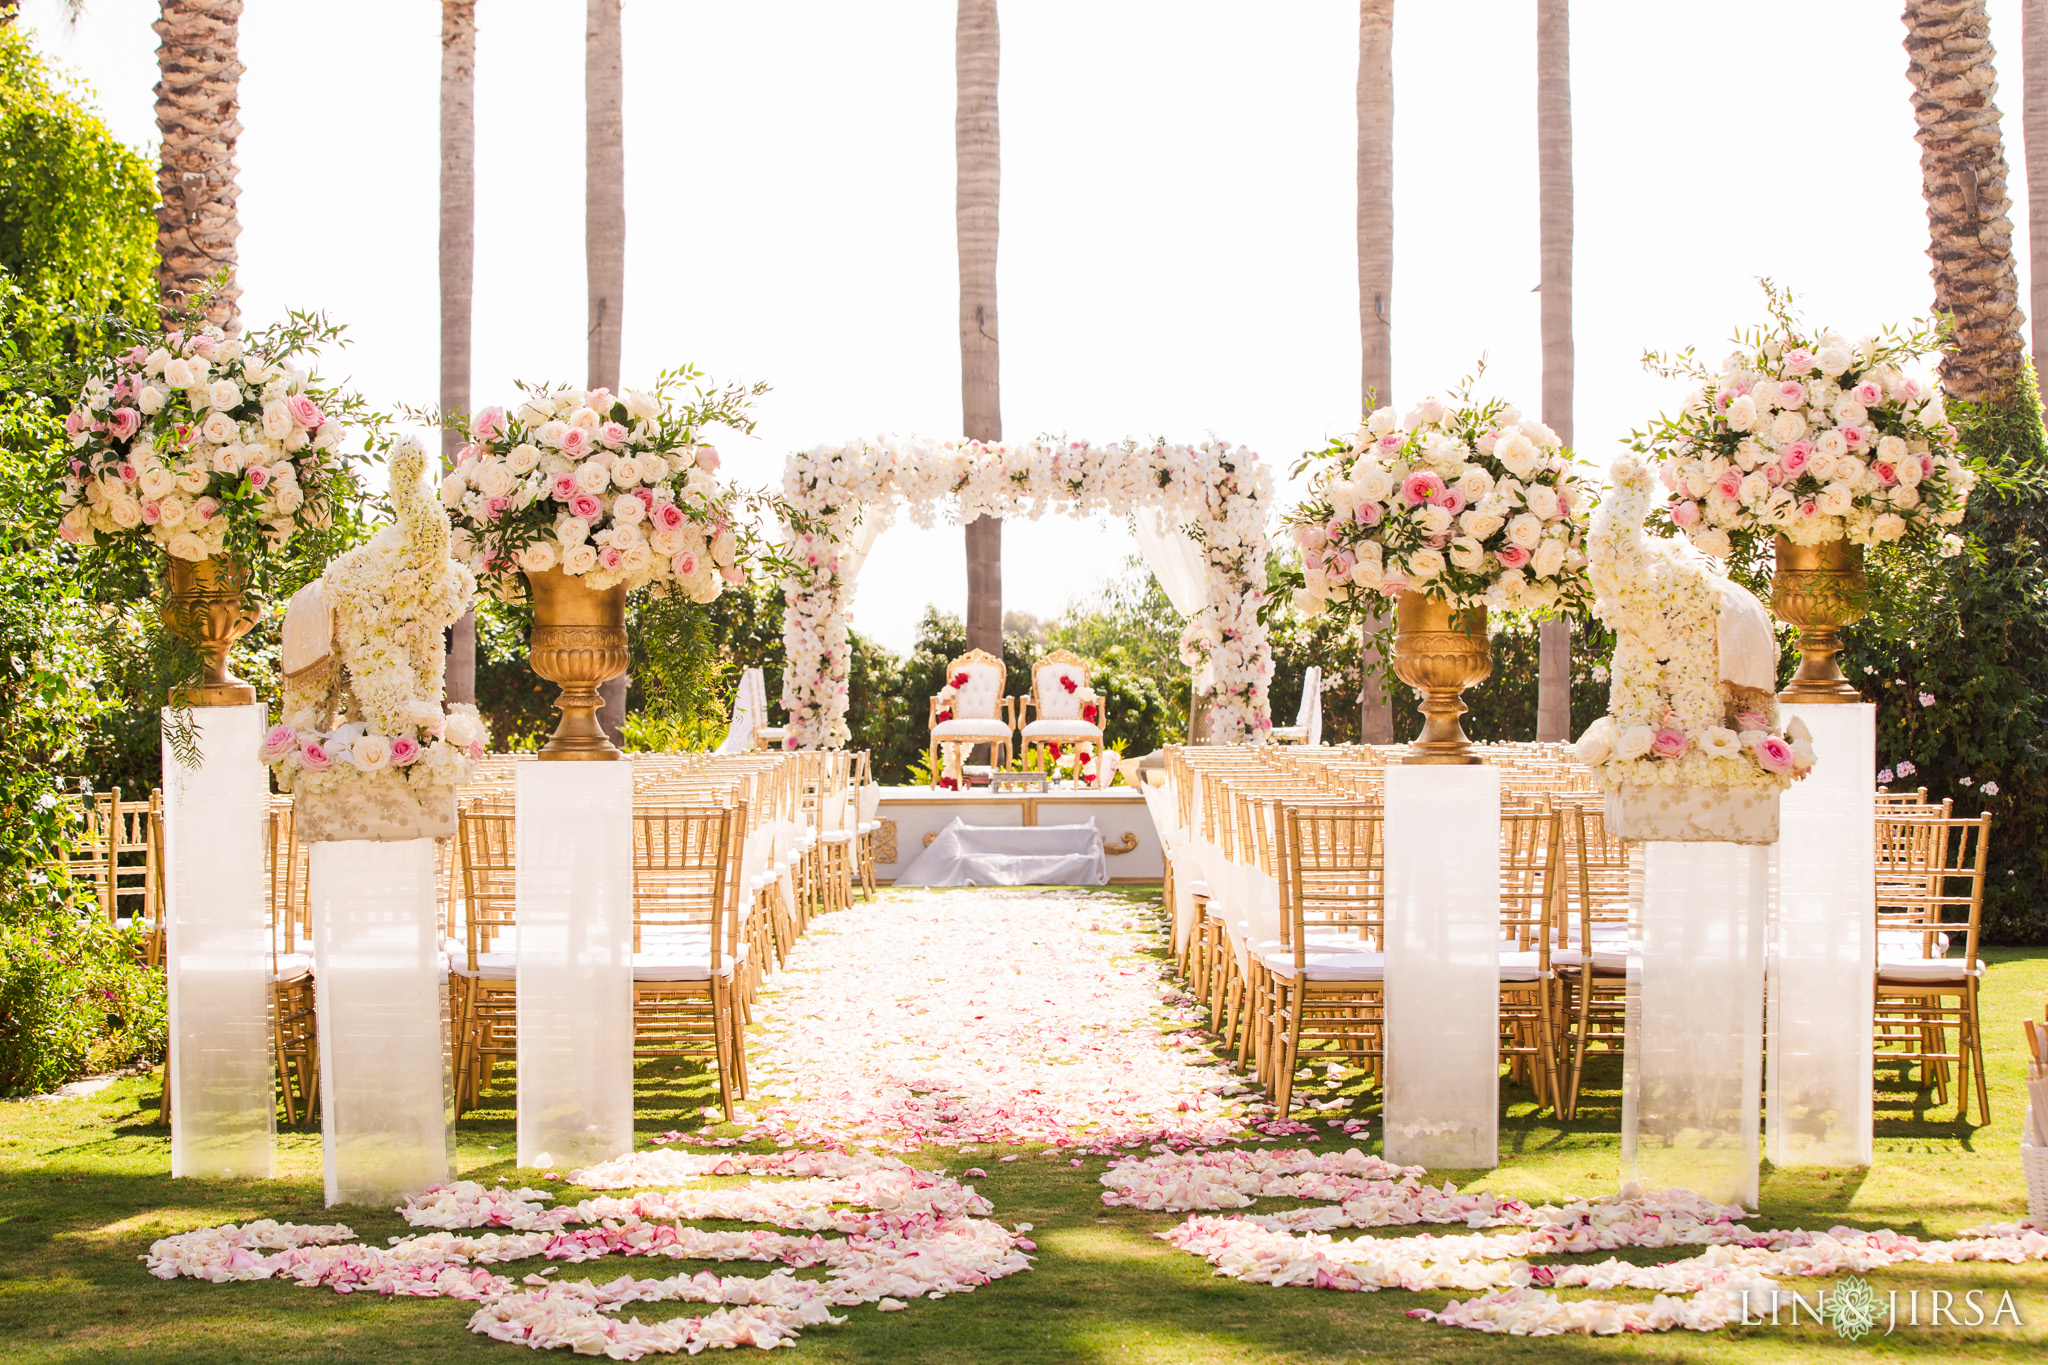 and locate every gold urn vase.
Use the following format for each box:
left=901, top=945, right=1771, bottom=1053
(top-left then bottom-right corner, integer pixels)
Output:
left=162, top=556, right=260, bottom=707
left=1392, top=590, right=1491, bottom=764
left=1771, top=536, right=1866, bottom=704
left=526, top=566, right=629, bottom=760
